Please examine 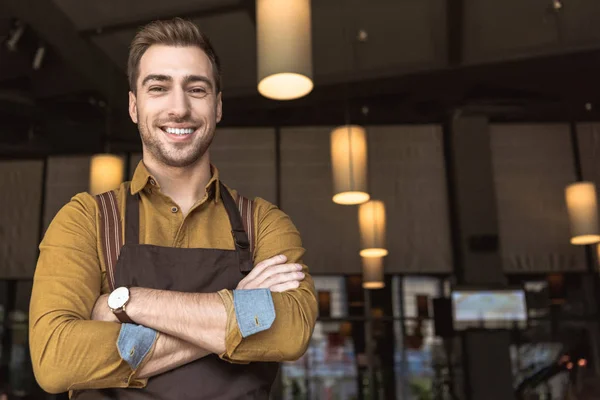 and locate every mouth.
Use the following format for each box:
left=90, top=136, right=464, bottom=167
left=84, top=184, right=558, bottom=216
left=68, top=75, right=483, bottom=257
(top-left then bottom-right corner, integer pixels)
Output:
left=160, top=126, right=199, bottom=141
